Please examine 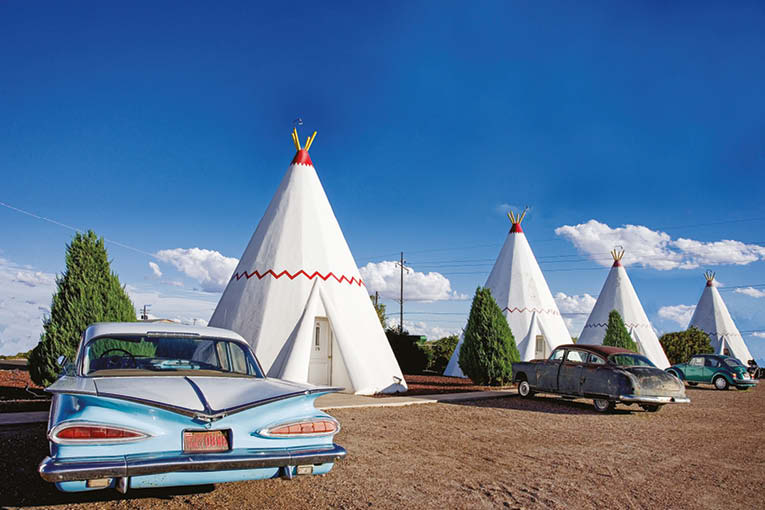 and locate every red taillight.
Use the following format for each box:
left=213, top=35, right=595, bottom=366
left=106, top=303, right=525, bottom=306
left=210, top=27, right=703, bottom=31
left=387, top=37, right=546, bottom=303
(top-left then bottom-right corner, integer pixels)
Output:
left=265, top=419, right=338, bottom=436
left=53, top=425, right=146, bottom=443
